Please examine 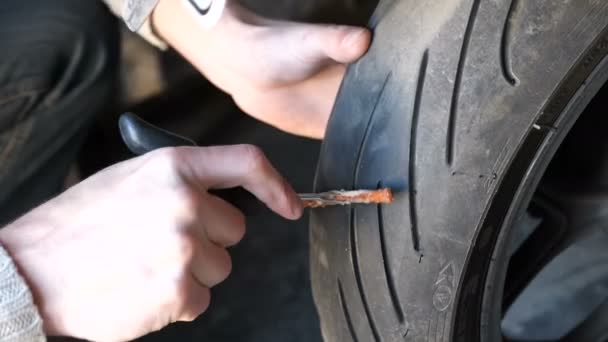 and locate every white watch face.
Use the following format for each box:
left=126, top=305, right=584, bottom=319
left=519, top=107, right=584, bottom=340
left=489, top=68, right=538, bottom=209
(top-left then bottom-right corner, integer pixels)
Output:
left=188, top=0, right=212, bottom=14
left=184, top=0, right=225, bottom=28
